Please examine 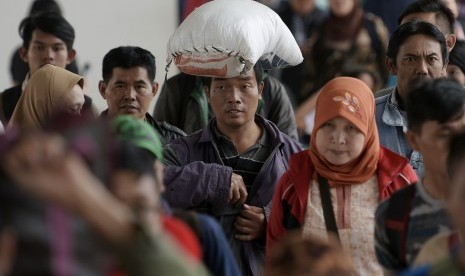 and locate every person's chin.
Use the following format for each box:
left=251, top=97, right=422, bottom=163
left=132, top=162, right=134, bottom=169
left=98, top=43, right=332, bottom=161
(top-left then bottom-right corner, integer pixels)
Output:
left=119, top=107, right=140, bottom=116
left=325, top=153, right=350, bottom=165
